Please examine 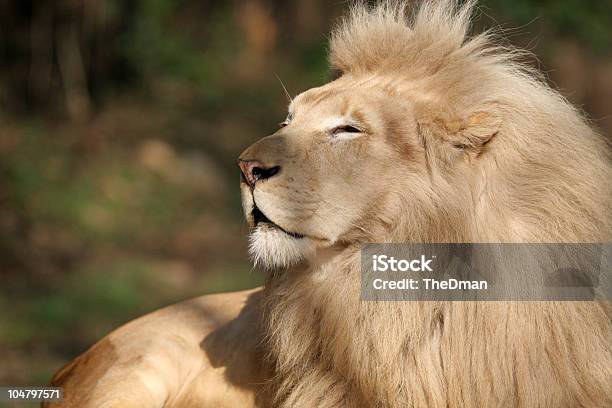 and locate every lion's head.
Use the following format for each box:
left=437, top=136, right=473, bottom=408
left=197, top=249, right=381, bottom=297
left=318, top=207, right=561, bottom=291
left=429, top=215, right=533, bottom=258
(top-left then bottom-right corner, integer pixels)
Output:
left=239, top=0, right=611, bottom=269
